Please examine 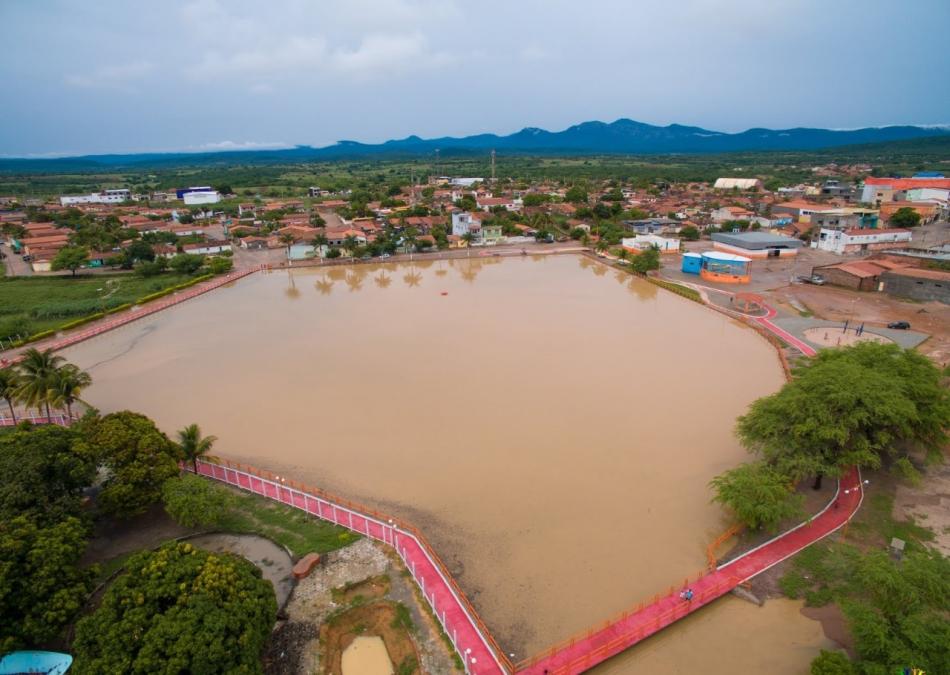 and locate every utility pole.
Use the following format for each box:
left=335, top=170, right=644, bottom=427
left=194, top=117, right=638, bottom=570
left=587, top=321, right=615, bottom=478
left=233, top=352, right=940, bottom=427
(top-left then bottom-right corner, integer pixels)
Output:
left=490, top=149, right=496, bottom=184
left=434, top=148, right=440, bottom=177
